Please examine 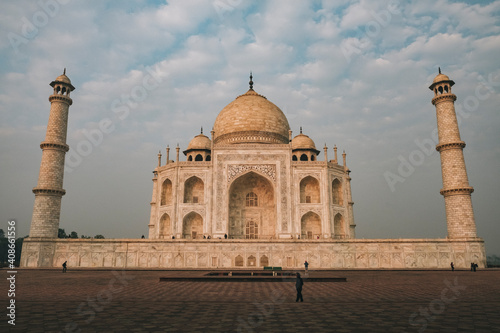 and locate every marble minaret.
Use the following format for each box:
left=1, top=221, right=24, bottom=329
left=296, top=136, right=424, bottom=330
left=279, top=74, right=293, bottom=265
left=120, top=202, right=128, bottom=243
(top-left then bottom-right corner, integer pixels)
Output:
left=29, top=70, right=75, bottom=238
left=429, top=69, right=477, bottom=239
